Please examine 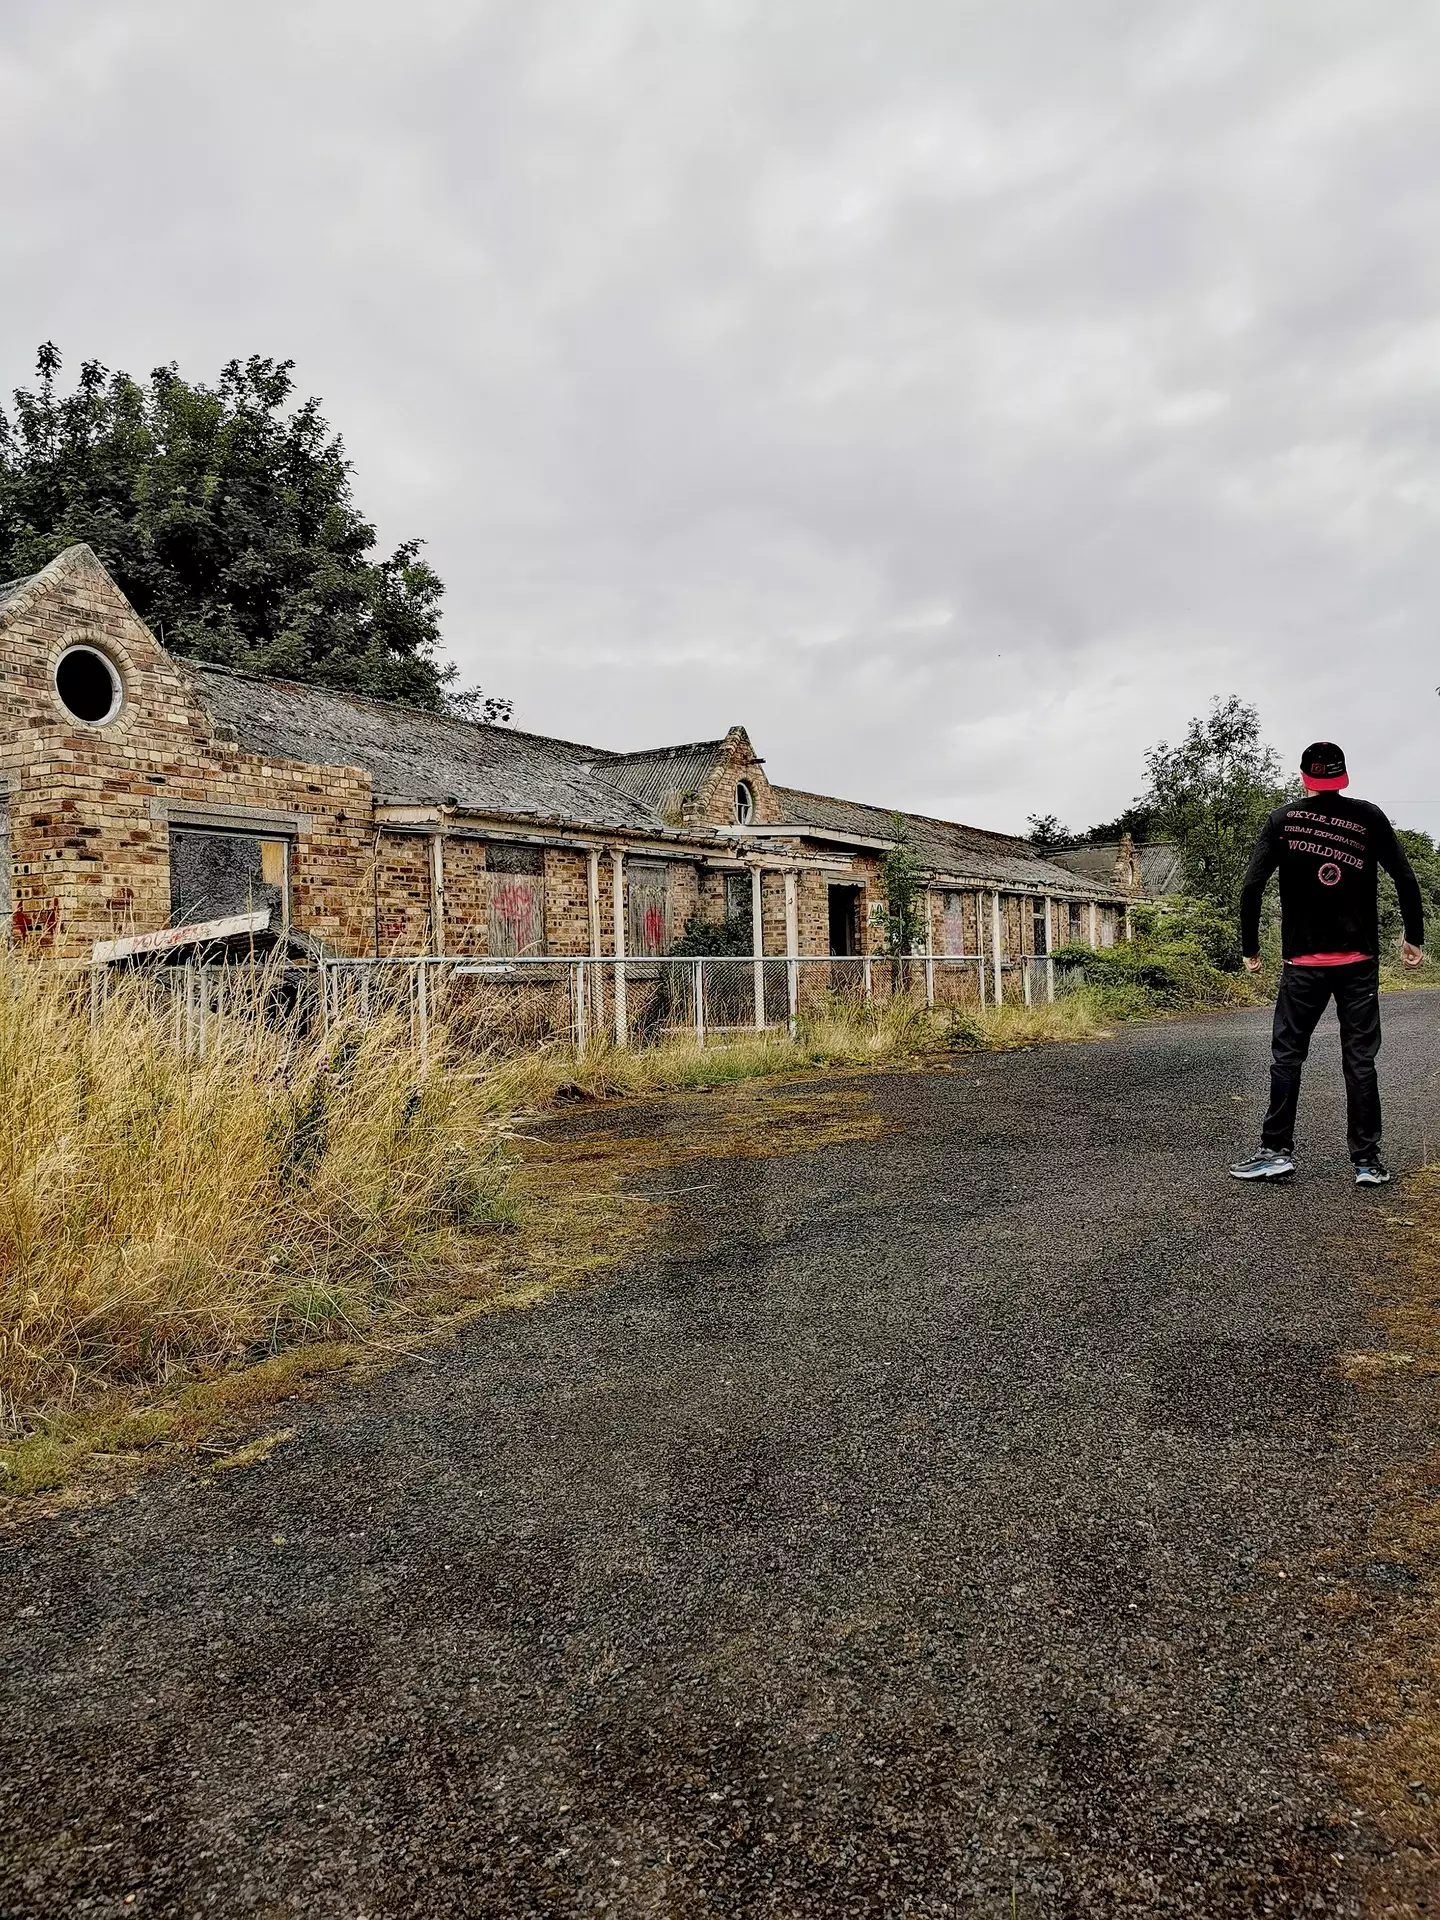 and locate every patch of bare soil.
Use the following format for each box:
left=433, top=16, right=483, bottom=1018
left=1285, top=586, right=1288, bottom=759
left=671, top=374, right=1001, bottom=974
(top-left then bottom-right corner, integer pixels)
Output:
left=1323, top=1174, right=1440, bottom=1914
